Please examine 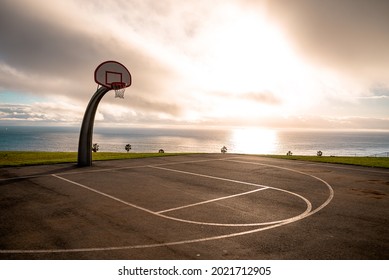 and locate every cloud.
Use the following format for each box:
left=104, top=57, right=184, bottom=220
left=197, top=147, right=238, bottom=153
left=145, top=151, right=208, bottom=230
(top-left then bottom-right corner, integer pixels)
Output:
left=209, top=90, right=281, bottom=105
left=0, top=101, right=84, bottom=124
left=0, top=1, right=99, bottom=78
left=1, top=0, right=388, bottom=129
left=358, top=96, right=389, bottom=100
left=0, top=0, right=184, bottom=109
left=264, top=0, right=389, bottom=82
left=187, top=114, right=389, bottom=131
left=0, top=97, right=187, bottom=126
left=241, top=91, right=281, bottom=105
left=1, top=0, right=261, bottom=126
